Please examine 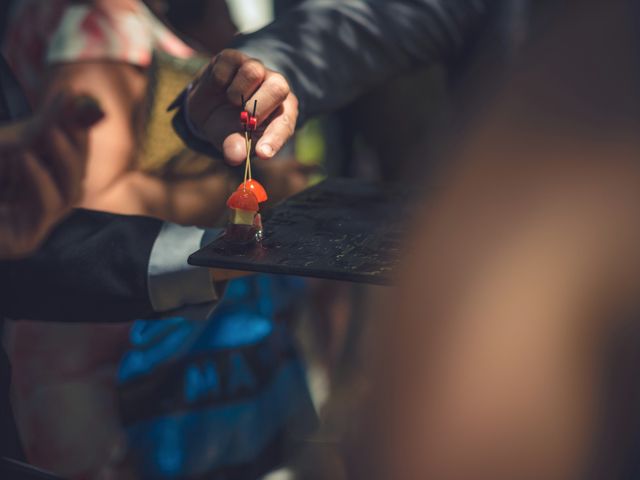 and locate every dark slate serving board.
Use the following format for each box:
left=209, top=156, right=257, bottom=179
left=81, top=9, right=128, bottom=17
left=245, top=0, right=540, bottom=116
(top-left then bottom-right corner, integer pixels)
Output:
left=188, top=178, right=408, bottom=285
